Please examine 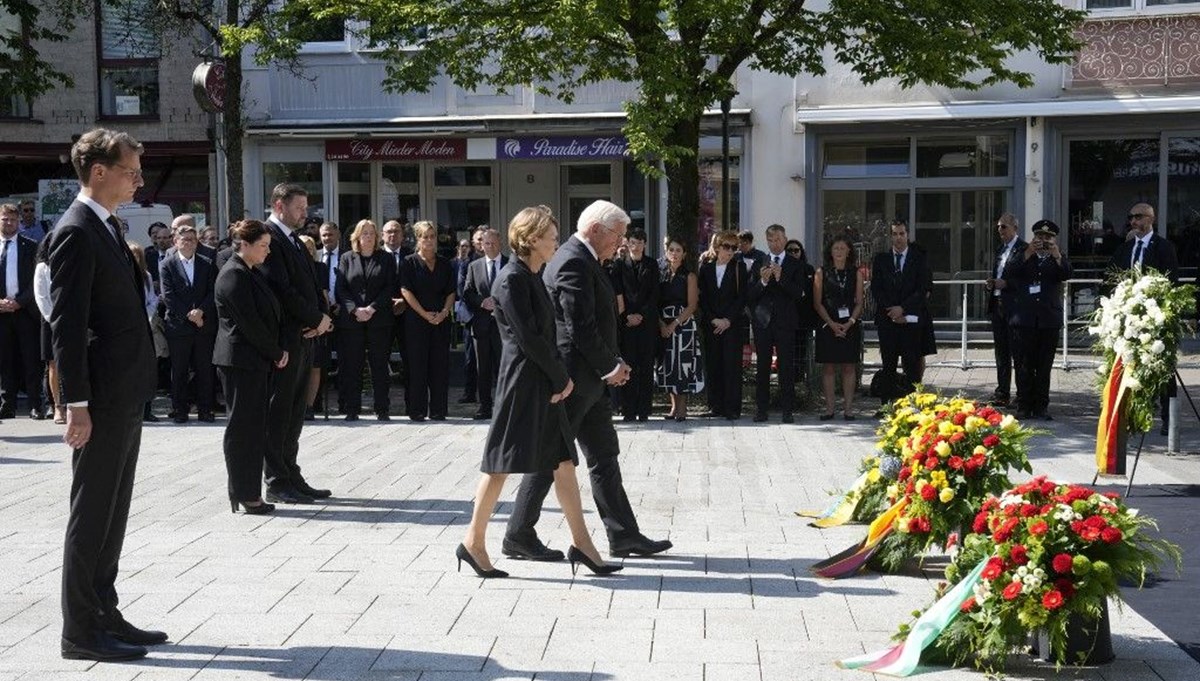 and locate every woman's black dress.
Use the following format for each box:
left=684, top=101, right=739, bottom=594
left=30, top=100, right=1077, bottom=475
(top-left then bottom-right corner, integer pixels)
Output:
left=815, top=266, right=861, bottom=364
left=481, top=258, right=575, bottom=473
